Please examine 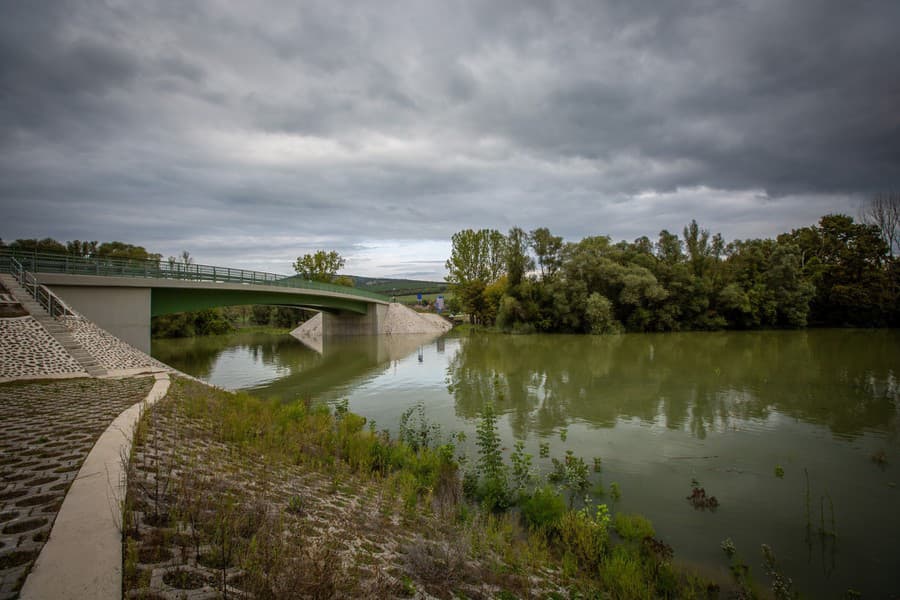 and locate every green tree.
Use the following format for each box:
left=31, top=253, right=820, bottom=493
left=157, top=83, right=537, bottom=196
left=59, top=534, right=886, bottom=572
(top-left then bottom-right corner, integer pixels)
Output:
left=251, top=305, right=274, bottom=325
left=655, top=230, right=683, bottom=265
left=783, top=214, right=890, bottom=326
left=445, top=229, right=507, bottom=323
left=66, top=240, right=99, bottom=257
left=529, top=227, right=563, bottom=280
left=585, top=293, right=621, bottom=334
left=9, top=238, right=68, bottom=254
left=683, top=219, right=712, bottom=277
left=292, top=250, right=346, bottom=284
left=765, top=243, right=815, bottom=327
left=445, top=229, right=490, bottom=284
left=96, top=241, right=161, bottom=262
left=505, top=226, right=534, bottom=288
